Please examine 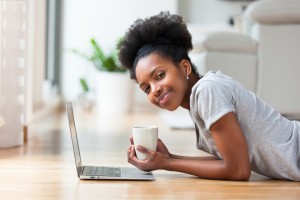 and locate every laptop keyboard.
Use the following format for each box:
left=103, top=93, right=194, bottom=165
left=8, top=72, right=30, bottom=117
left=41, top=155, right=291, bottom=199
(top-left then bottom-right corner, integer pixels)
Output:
left=83, top=166, right=121, bottom=177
